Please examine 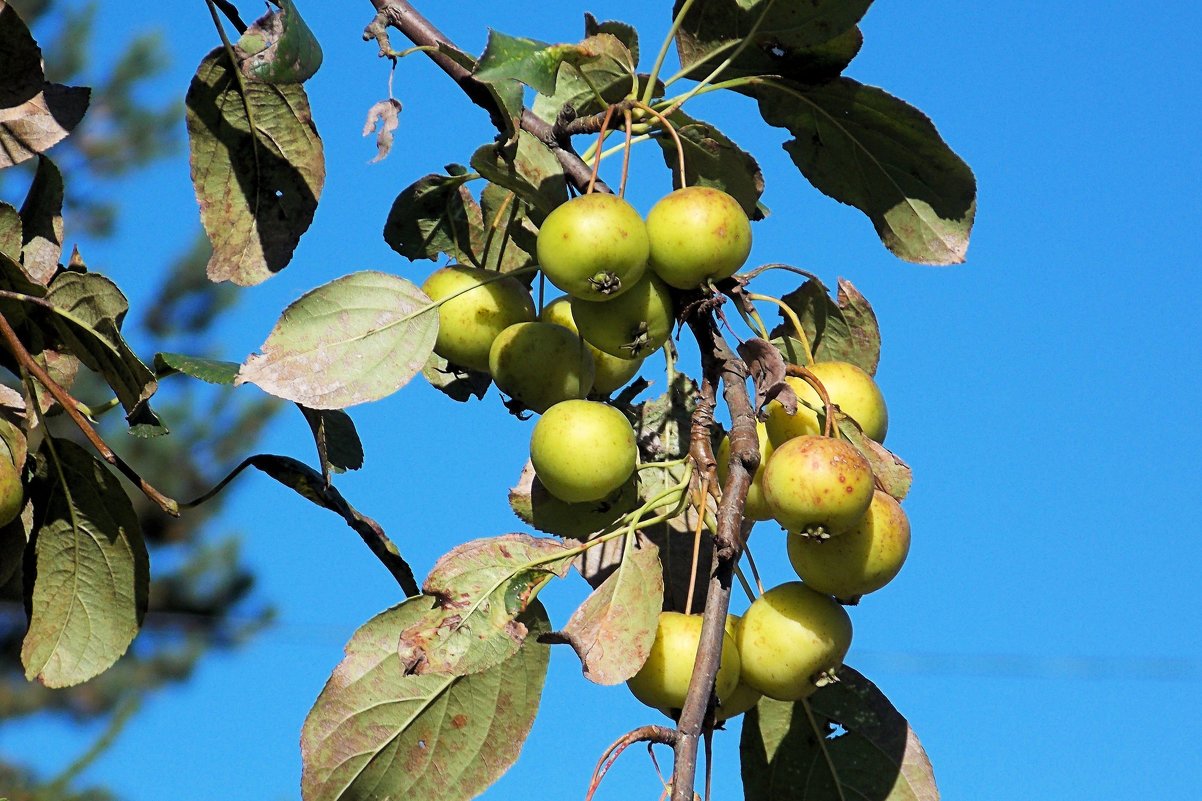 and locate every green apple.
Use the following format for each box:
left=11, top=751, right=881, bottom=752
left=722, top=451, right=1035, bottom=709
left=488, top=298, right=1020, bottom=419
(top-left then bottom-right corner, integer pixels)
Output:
left=539, top=296, right=642, bottom=394
left=570, top=272, right=674, bottom=360
left=766, top=362, right=888, bottom=446
left=736, top=582, right=852, bottom=701
left=421, top=265, right=536, bottom=372
left=0, top=457, right=23, bottom=528
left=627, top=611, right=741, bottom=711
left=716, top=615, right=762, bottom=721
left=787, top=489, right=911, bottom=601
left=645, top=186, right=752, bottom=289
left=530, top=399, right=636, bottom=503
left=536, top=194, right=648, bottom=301
left=715, top=421, right=775, bottom=521
left=488, top=322, right=594, bottom=413
left=761, top=435, right=874, bottom=539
